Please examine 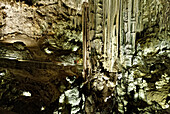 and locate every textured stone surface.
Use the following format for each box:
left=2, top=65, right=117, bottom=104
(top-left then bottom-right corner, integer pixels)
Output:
left=0, top=0, right=83, bottom=63
left=0, top=58, right=83, bottom=113
left=83, top=0, right=170, bottom=113
left=0, top=0, right=169, bottom=114
left=0, top=0, right=84, bottom=113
